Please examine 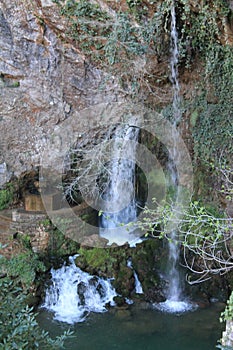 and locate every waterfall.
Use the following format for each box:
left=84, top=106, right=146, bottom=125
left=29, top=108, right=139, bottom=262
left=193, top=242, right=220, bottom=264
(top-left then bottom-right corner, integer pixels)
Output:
left=42, top=256, right=117, bottom=324
left=99, top=120, right=142, bottom=247
left=170, top=1, right=181, bottom=125
left=134, top=271, right=143, bottom=294
left=127, top=259, right=143, bottom=294
left=166, top=0, right=182, bottom=305
left=156, top=2, right=195, bottom=313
